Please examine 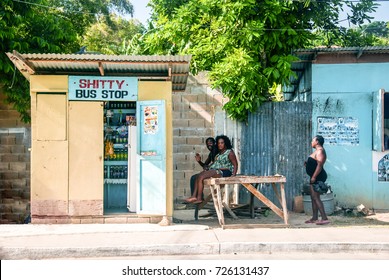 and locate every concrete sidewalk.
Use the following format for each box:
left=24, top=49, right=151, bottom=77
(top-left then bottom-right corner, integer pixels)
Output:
left=1, top=210, right=389, bottom=260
